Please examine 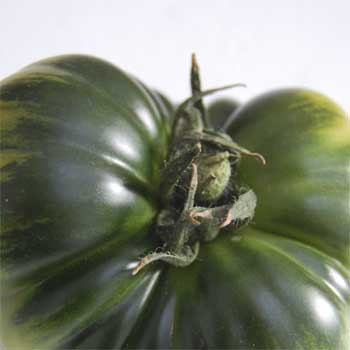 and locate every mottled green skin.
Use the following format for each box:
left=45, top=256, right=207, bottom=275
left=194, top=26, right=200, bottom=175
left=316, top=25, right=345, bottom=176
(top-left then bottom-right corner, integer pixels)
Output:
left=0, top=55, right=170, bottom=349
left=228, top=89, right=350, bottom=266
left=1, top=56, right=349, bottom=350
